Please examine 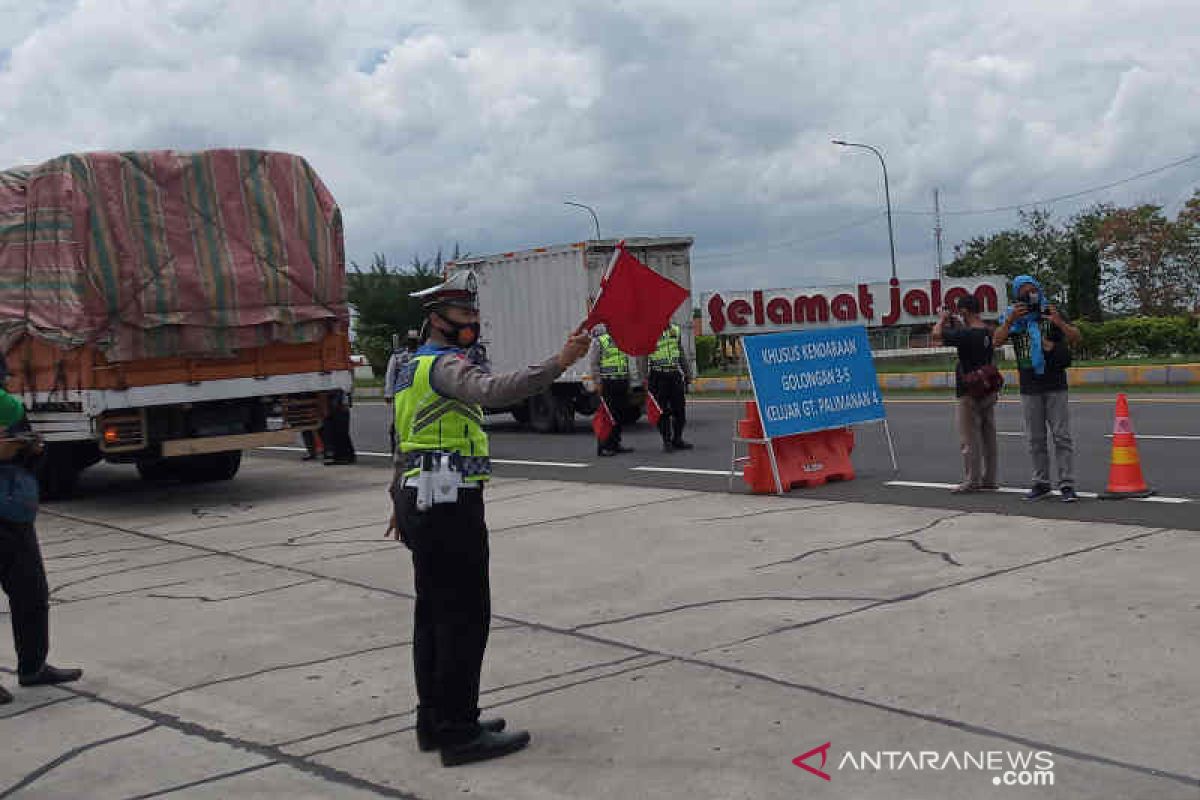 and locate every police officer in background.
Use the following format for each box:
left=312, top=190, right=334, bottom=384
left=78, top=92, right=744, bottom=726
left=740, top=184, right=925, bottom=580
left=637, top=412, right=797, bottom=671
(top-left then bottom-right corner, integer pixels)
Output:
left=386, top=271, right=590, bottom=767
left=384, top=329, right=420, bottom=453
left=638, top=320, right=694, bottom=452
left=587, top=324, right=634, bottom=456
